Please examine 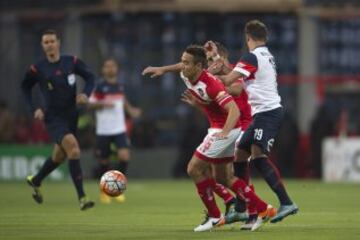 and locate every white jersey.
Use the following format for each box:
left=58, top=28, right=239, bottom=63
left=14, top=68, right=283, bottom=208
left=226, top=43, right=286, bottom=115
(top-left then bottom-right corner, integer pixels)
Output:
left=233, top=46, right=281, bottom=115
left=89, top=81, right=127, bottom=135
